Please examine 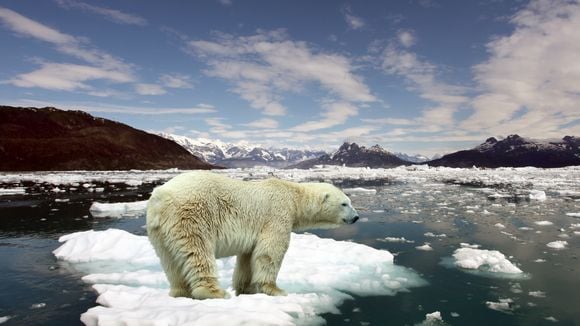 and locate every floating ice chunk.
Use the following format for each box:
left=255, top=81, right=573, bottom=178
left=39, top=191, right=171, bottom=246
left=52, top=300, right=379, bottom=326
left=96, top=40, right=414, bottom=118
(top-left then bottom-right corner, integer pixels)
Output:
left=30, top=303, right=46, bottom=309
left=424, top=232, right=446, bottom=238
left=545, top=316, right=558, bottom=322
left=528, top=291, right=546, bottom=298
left=534, top=259, right=546, bottom=263
left=452, top=248, right=523, bottom=274
left=425, top=311, right=442, bottom=321
left=546, top=241, right=568, bottom=249
left=486, top=298, right=514, bottom=314
left=460, top=243, right=480, bottom=249
left=378, top=237, right=414, bottom=243
left=529, top=190, right=546, bottom=201
left=0, top=316, right=11, bottom=324
left=342, top=187, right=377, bottom=195
left=534, top=221, right=553, bottom=226
left=416, top=243, right=433, bottom=251
left=0, top=187, right=26, bottom=195
left=495, top=223, right=506, bottom=229
left=450, top=312, right=460, bottom=317
left=566, top=213, right=580, bottom=217
left=89, top=200, right=148, bottom=218
left=54, top=229, right=425, bottom=325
